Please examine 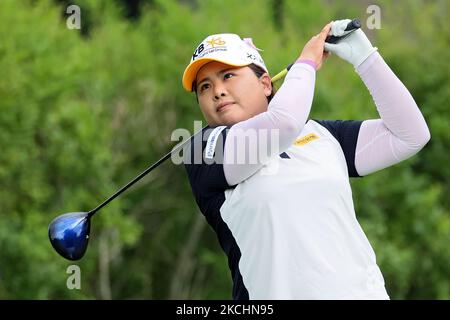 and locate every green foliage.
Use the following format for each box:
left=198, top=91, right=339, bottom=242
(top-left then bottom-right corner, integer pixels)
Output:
left=0, top=0, right=448, bottom=299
